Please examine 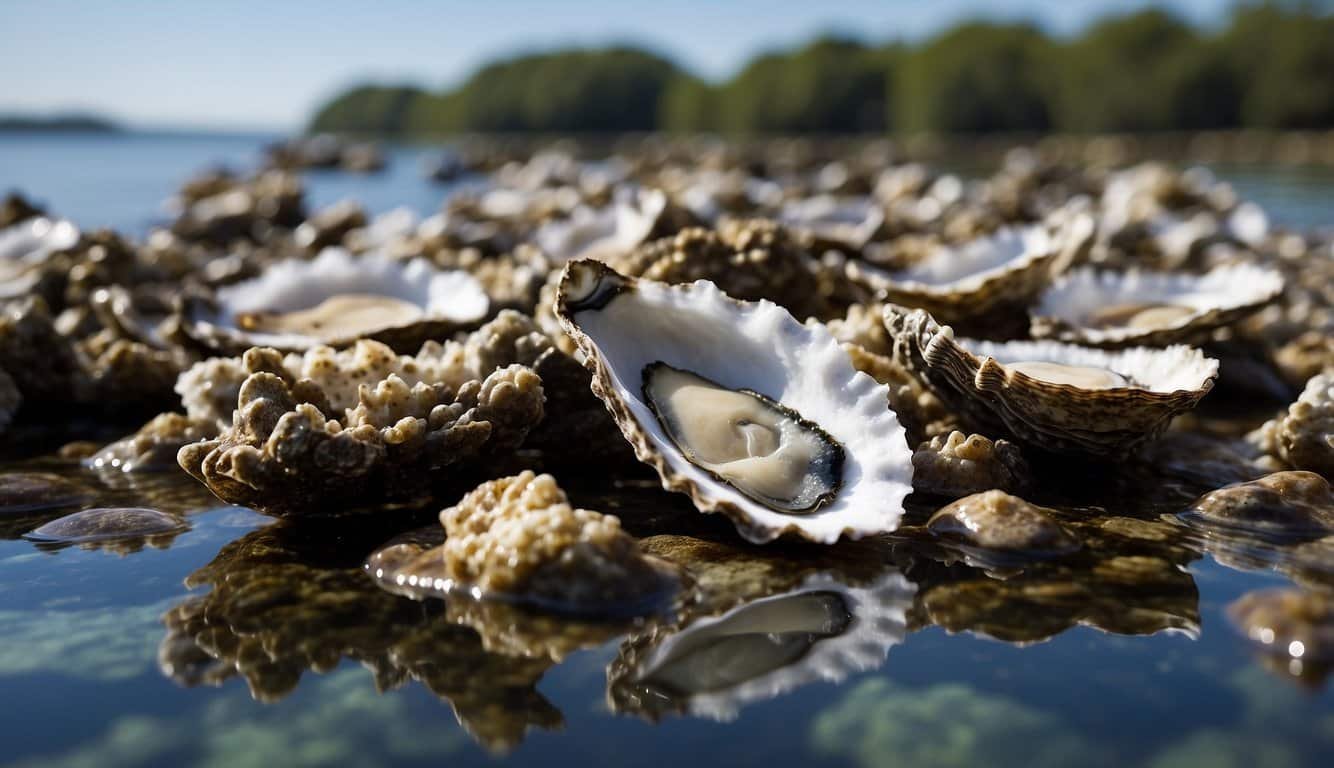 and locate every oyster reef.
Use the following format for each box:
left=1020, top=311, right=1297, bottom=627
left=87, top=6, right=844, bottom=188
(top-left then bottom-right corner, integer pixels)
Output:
left=0, top=137, right=1332, bottom=766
